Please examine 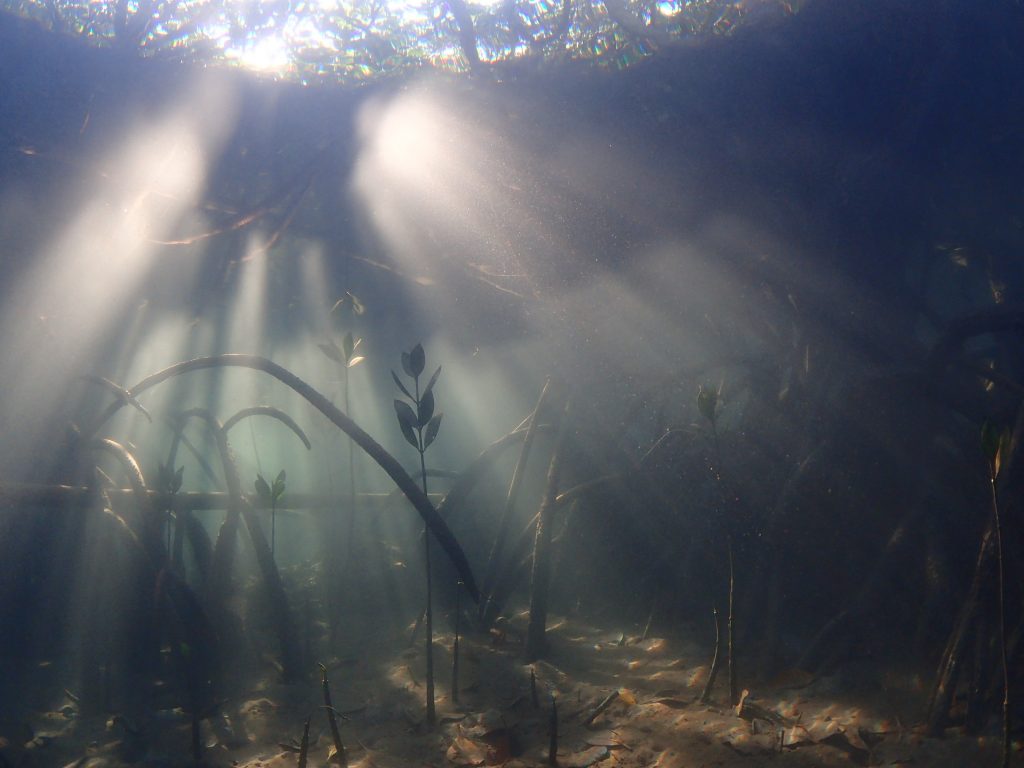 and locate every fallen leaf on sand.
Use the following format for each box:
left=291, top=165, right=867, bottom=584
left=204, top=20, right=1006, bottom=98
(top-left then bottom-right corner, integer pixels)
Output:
left=642, top=638, right=667, bottom=654
left=647, top=698, right=690, bottom=709
left=650, top=750, right=687, bottom=768
left=447, top=736, right=487, bottom=766
left=783, top=725, right=813, bottom=747
left=559, top=745, right=610, bottom=767
left=583, top=730, right=621, bottom=747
